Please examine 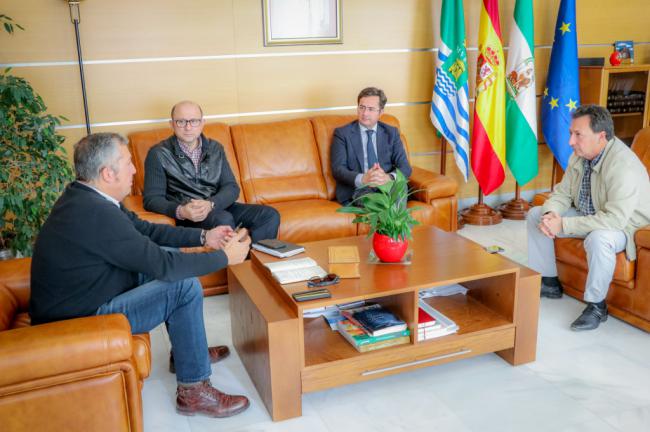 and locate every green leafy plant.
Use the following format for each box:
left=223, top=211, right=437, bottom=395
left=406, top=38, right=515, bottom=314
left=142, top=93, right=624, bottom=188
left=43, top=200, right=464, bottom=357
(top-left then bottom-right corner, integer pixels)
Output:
left=0, top=14, right=24, bottom=34
left=1, top=68, right=73, bottom=256
left=336, top=170, right=420, bottom=241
